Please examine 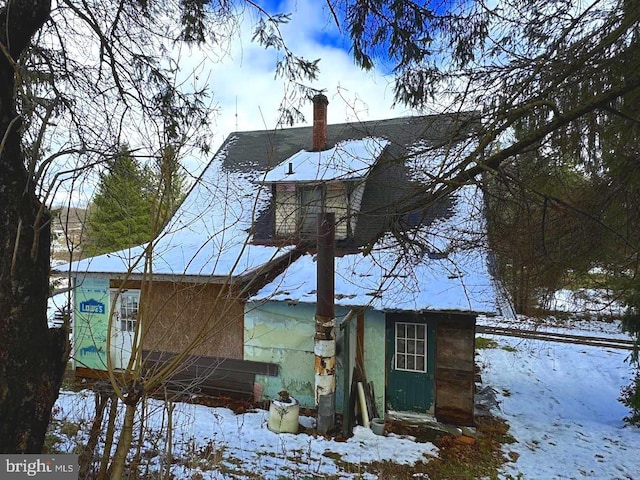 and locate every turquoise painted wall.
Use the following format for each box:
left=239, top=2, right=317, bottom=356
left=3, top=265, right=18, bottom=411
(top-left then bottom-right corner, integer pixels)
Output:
left=244, top=301, right=386, bottom=415
left=74, top=277, right=110, bottom=370
left=362, top=309, right=386, bottom=416
left=245, top=301, right=317, bottom=407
